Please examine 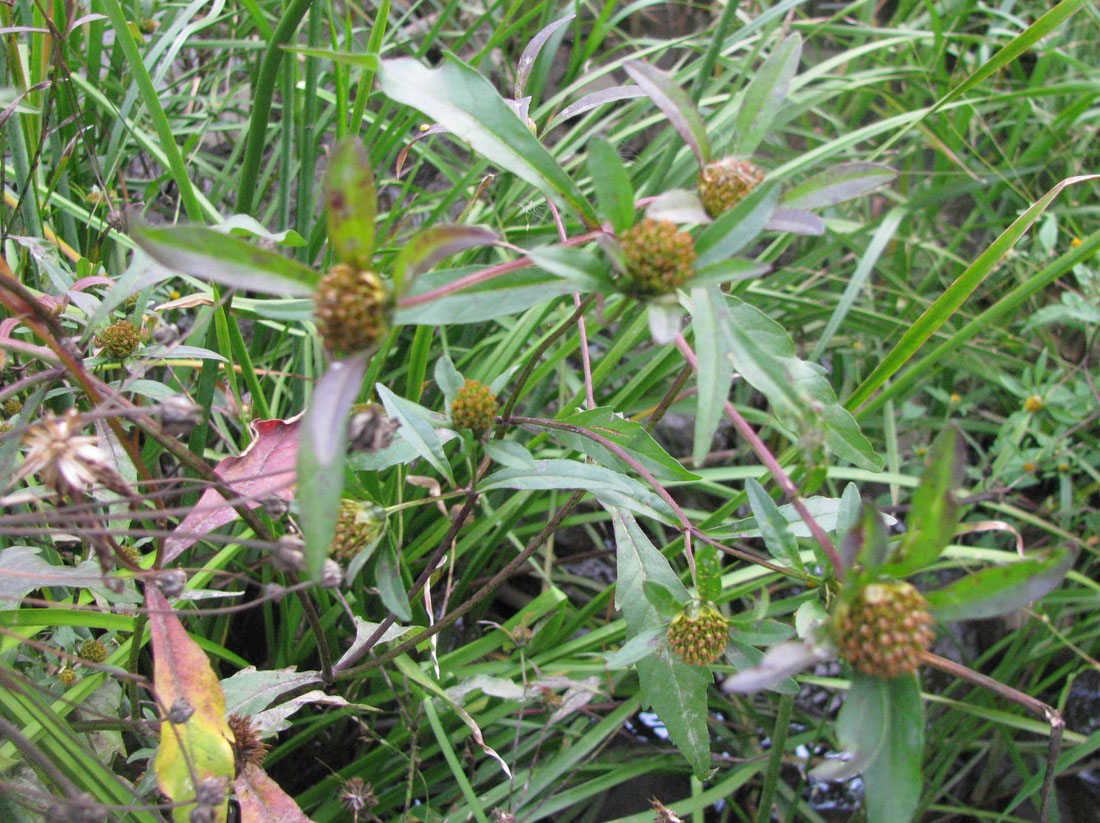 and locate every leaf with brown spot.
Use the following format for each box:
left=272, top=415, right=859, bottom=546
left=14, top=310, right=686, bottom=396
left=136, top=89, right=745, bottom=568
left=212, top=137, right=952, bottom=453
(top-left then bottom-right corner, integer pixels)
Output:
left=148, top=586, right=236, bottom=823
left=164, top=417, right=301, bottom=563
